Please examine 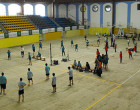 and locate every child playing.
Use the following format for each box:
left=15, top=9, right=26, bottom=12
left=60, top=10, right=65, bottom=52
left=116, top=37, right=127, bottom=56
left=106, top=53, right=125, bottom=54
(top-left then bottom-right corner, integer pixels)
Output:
left=71, top=40, right=74, bottom=47
left=52, top=73, right=56, bottom=93
left=62, top=46, right=65, bottom=56
left=27, top=68, right=33, bottom=86
left=7, top=50, right=11, bottom=60
left=128, top=49, right=133, bottom=59
left=61, top=40, right=63, bottom=48
left=39, top=42, right=42, bottom=51
left=75, top=44, right=78, bottom=52
left=28, top=52, right=32, bottom=65
left=21, top=46, right=24, bottom=58
left=32, top=44, right=35, bottom=56
left=115, top=44, right=117, bottom=52
left=86, top=40, right=89, bottom=48
left=120, top=51, right=122, bottom=63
